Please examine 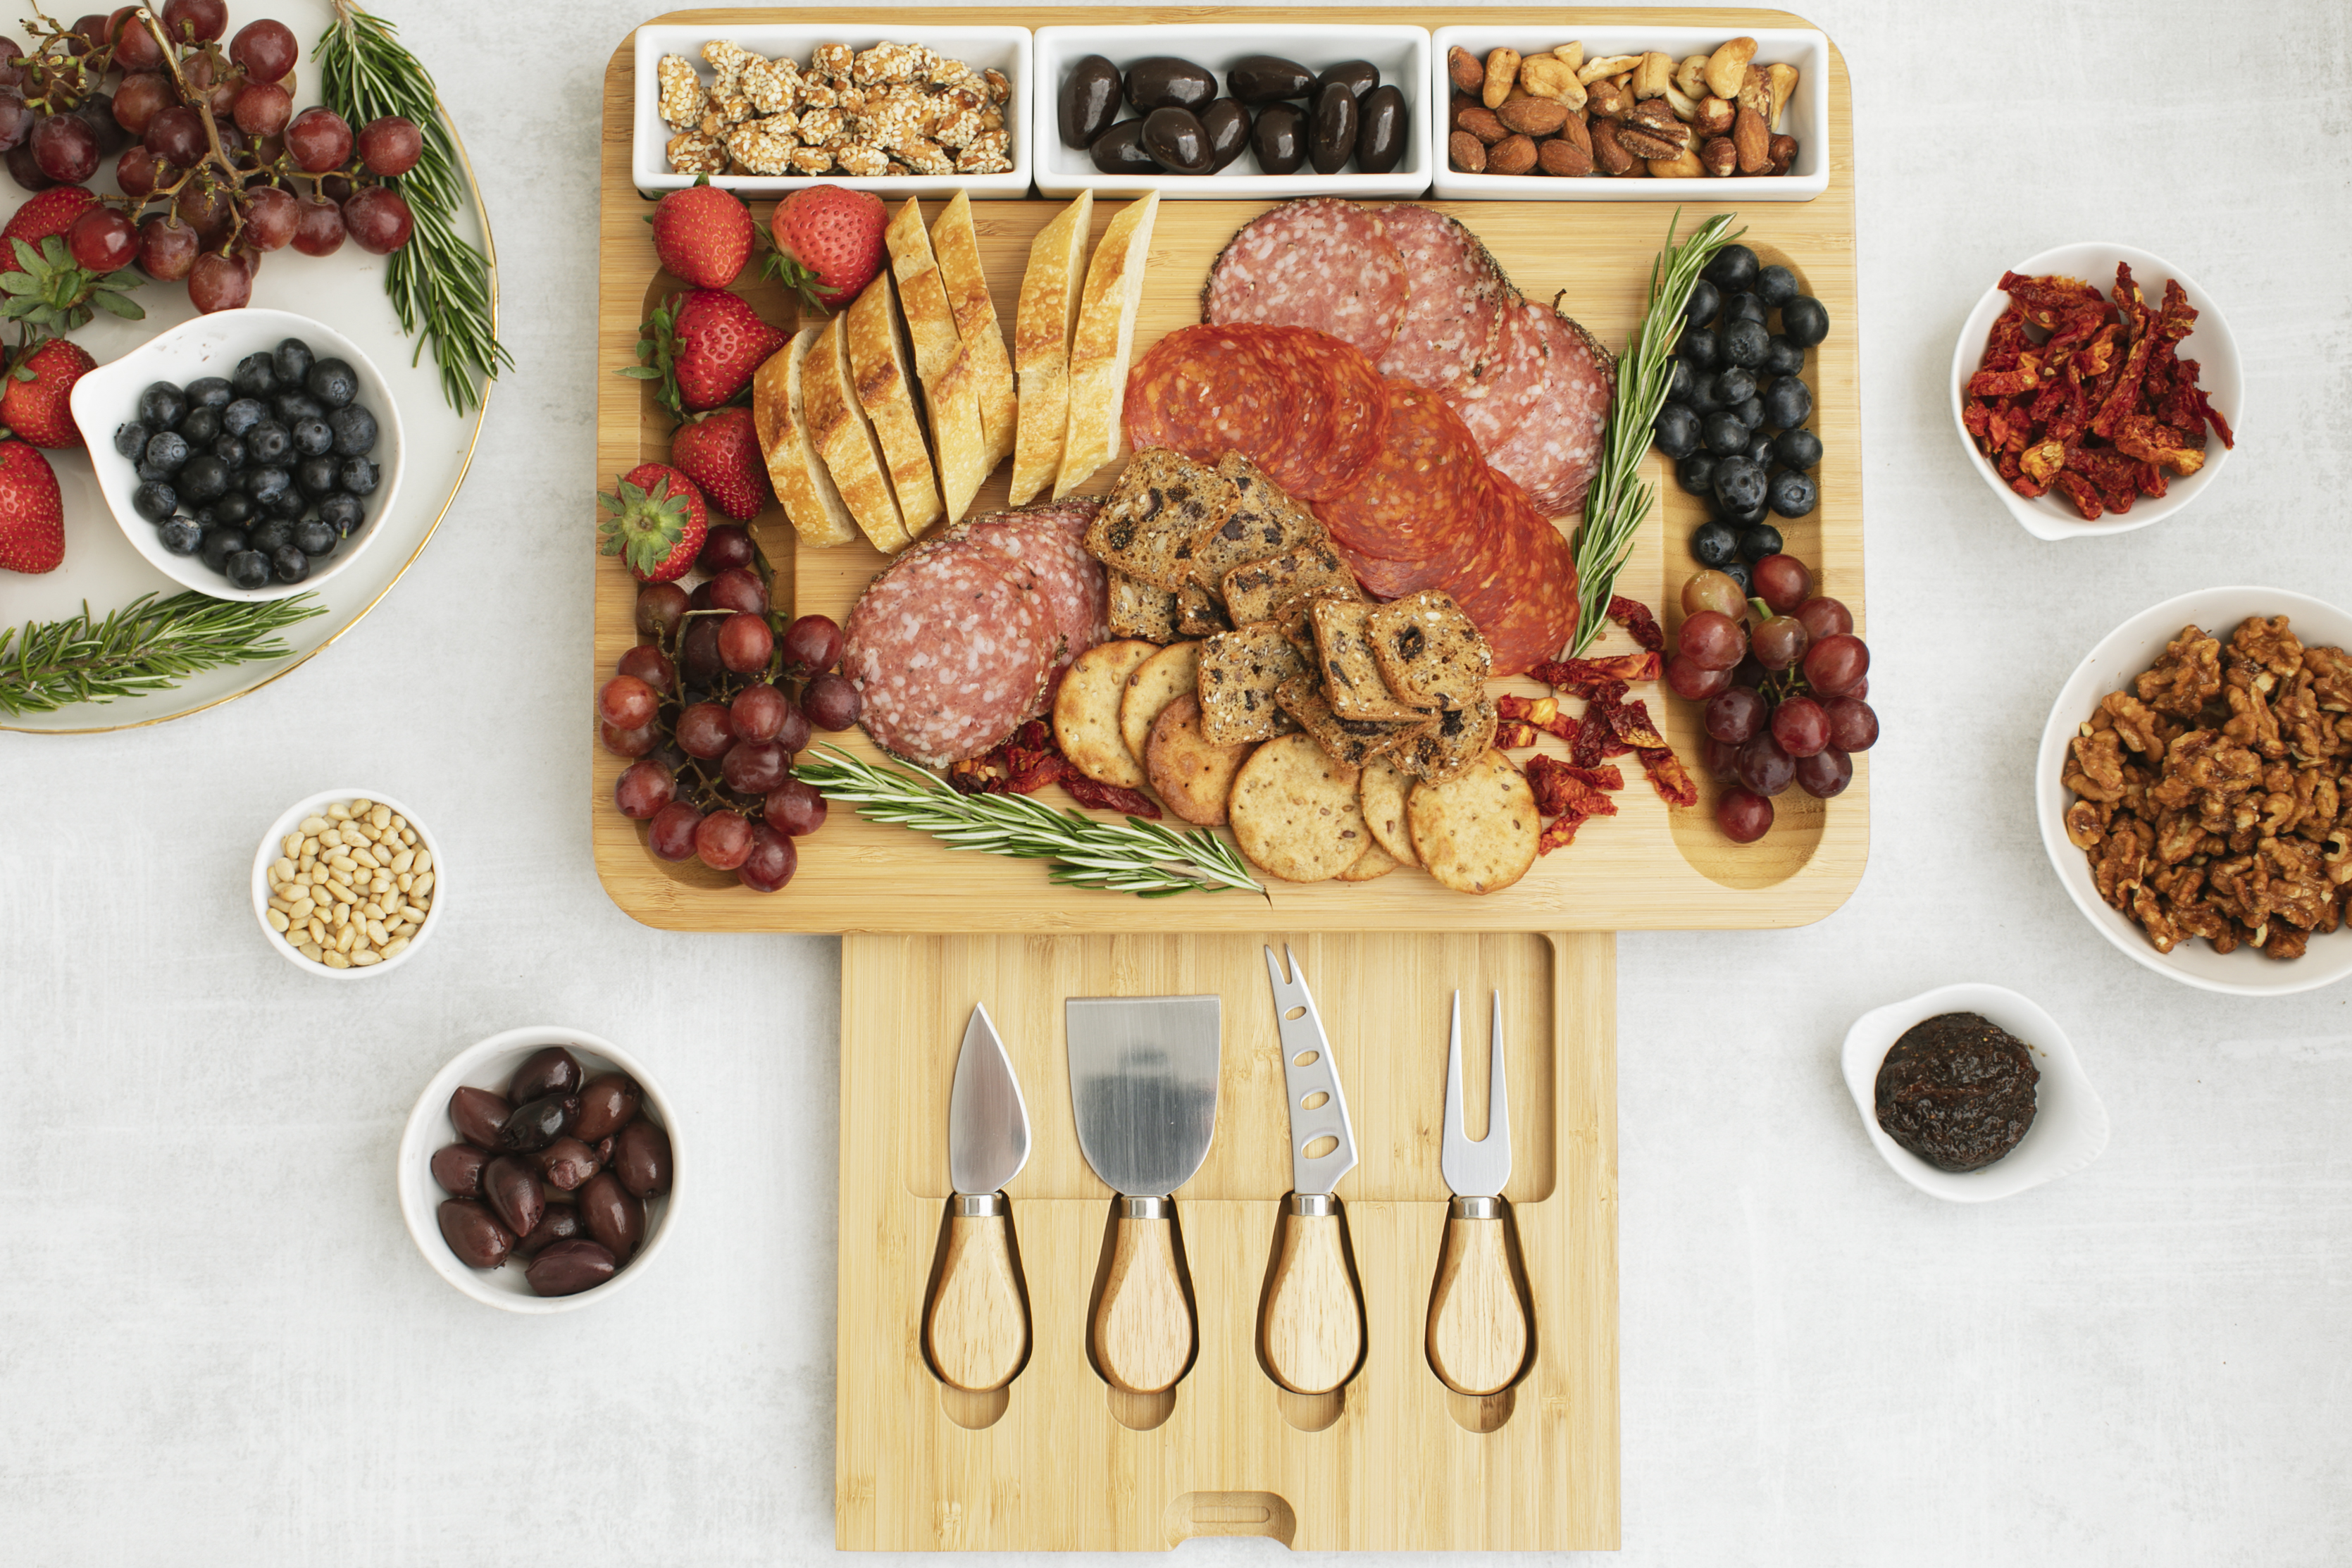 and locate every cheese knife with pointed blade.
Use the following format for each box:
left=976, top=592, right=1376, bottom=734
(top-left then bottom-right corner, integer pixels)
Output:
left=923, top=1002, right=1033, bottom=1393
